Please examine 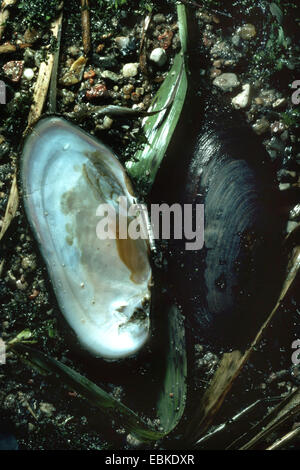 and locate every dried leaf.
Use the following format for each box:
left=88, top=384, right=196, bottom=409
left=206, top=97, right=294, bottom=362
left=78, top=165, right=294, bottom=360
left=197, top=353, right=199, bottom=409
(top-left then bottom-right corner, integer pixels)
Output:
left=0, top=174, right=18, bottom=242
left=0, top=42, right=30, bottom=54
left=240, top=388, right=300, bottom=449
left=49, top=6, right=63, bottom=113
left=266, top=426, right=300, bottom=450
left=25, top=13, right=63, bottom=132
